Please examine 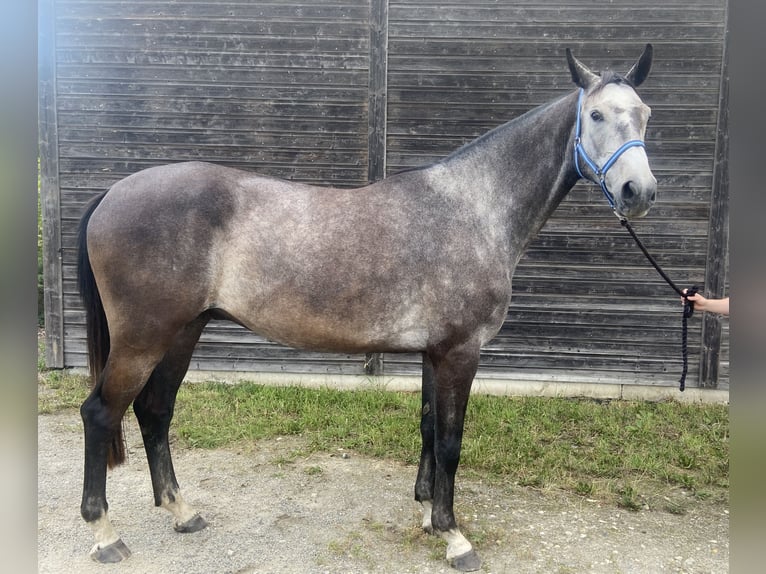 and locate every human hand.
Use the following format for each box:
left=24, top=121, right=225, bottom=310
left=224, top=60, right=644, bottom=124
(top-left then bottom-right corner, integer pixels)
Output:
left=681, top=290, right=729, bottom=316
